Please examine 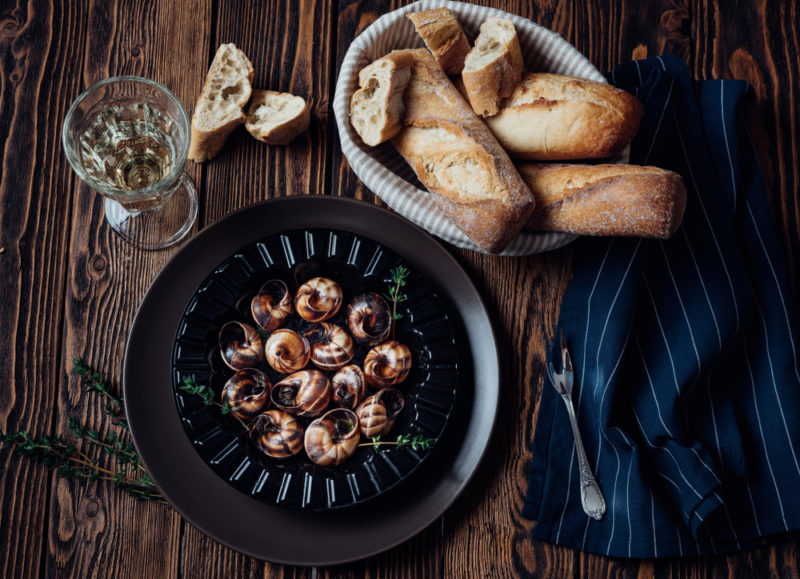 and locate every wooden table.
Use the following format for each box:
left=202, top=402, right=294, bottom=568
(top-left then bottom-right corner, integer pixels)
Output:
left=1, top=0, right=798, bottom=576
